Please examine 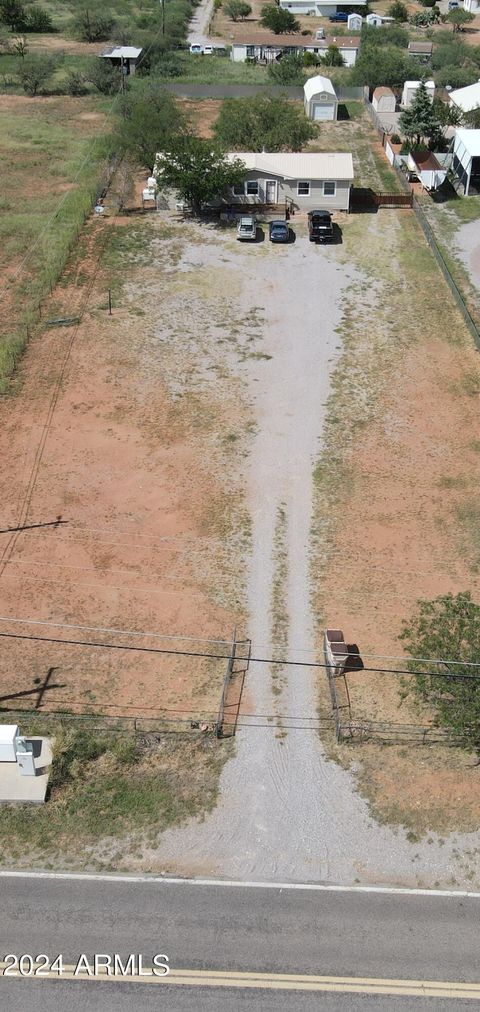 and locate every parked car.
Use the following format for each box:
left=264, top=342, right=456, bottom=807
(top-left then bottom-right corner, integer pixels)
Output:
left=269, top=220, right=290, bottom=243
left=308, top=210, right=333, bottom=243
left=237, top=216, right=257, bottom=241
left=203, top=44, right=214, bottom=55
left=448, top=1, right=459, bottom=8
left=189, top=43, right=203, bottom=54
left=329, top=11, right=348, bottom=22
